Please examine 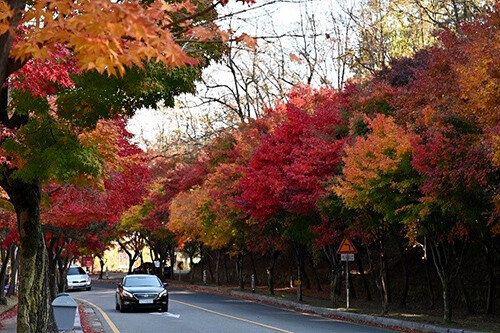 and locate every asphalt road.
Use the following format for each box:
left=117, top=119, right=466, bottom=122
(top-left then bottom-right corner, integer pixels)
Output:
left=72, top=281, right=395, bottom=333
